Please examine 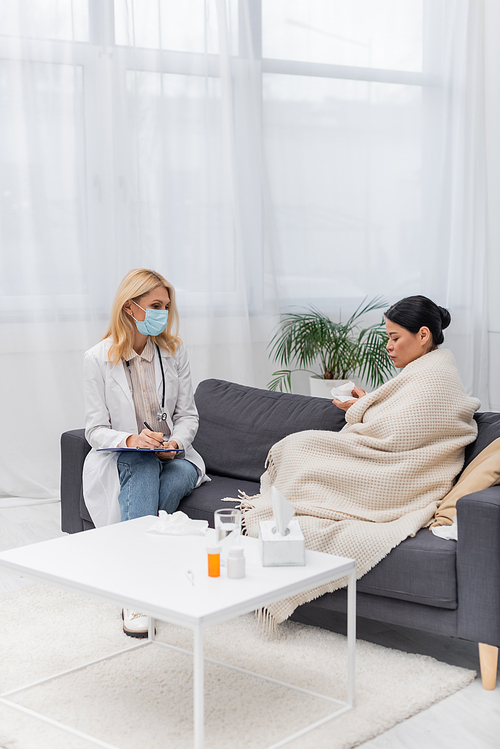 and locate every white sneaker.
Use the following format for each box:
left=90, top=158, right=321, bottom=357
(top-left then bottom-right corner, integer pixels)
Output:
left=122, top=608, right=149, bottom=638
